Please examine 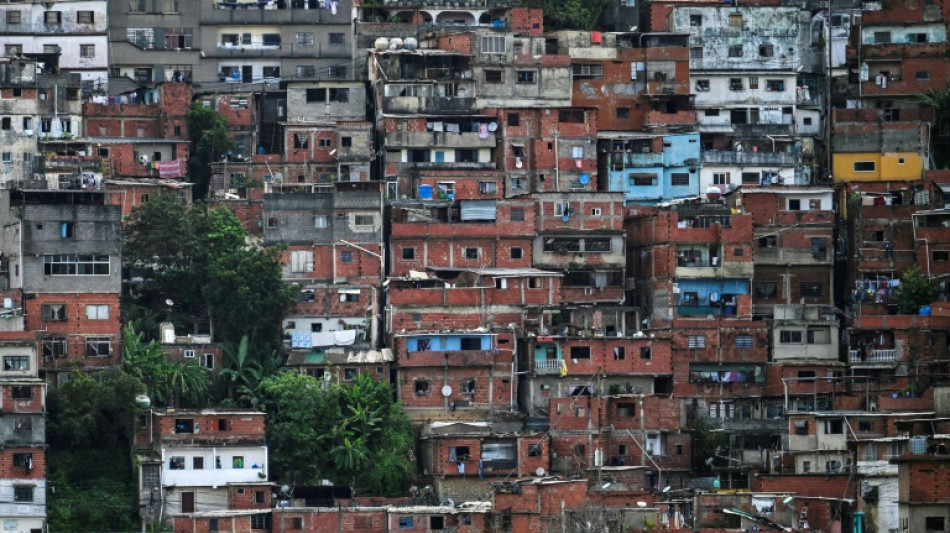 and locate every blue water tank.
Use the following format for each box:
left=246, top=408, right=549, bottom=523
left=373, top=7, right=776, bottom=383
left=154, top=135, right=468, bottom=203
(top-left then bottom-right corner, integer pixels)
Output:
left=419, top=184, right=433, bottom=199
left=920, top=305, right=931, bottom=315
